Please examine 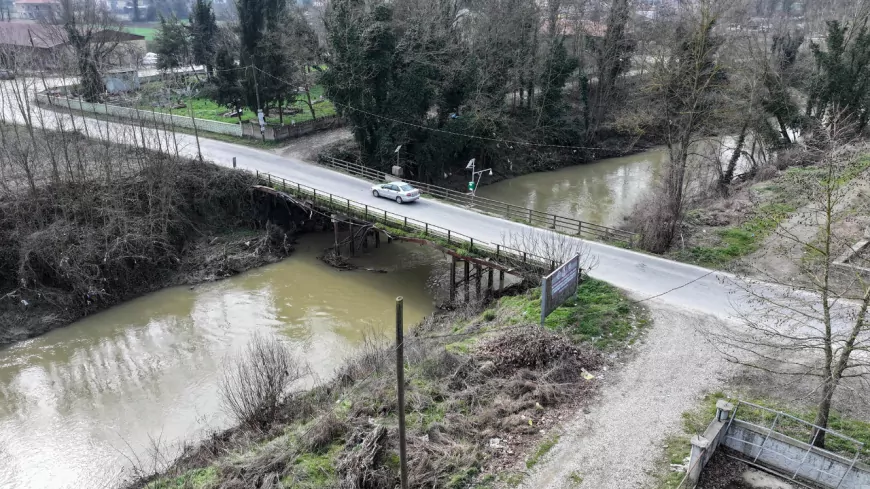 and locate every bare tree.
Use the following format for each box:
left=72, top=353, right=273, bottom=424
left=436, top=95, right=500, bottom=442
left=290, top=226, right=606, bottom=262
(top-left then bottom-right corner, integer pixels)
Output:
left=220, top=332, right=309, bottom=430
left=639, top=3, right=728, bottom=252
left=502, top=228, right=598, bottom=277
left=711, top=116, right=870, bottom=448
left=47, top=0, right=125, bottom=102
